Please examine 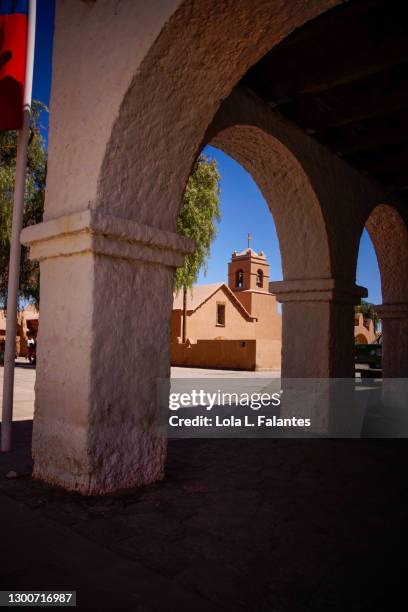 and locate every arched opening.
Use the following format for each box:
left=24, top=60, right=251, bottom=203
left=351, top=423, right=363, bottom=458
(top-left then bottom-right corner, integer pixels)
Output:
left=365, top=205, right=408, bottom=306
left=208, top=123, right=331, bottom=280
left=30, top=0, right=392, bottom=494
left=355, top=228, right=382, bottom=360
left=96, top=1, right=341, bottom=229
left=356, top=229, right=382, bottom=306
left=172, top=145, right=283, bottom=371
left=236, top=270, right=244, bottom=288
left=360, top=204, right=408, bottom=377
